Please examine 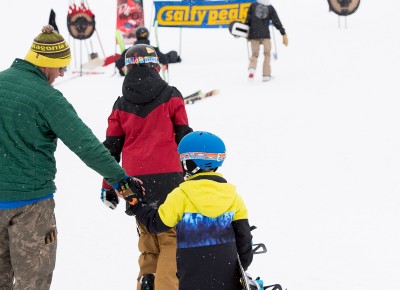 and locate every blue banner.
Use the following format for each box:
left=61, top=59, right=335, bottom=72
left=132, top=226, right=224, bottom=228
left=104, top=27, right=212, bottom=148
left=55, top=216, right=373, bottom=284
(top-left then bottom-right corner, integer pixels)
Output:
left=154, top=0, right=252, bottom=28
